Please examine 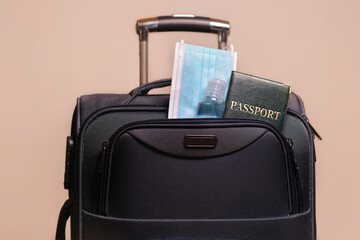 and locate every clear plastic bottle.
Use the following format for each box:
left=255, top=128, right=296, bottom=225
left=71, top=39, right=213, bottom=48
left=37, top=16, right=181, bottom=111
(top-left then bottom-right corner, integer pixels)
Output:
left=197, top=79, right=227, bottom=118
